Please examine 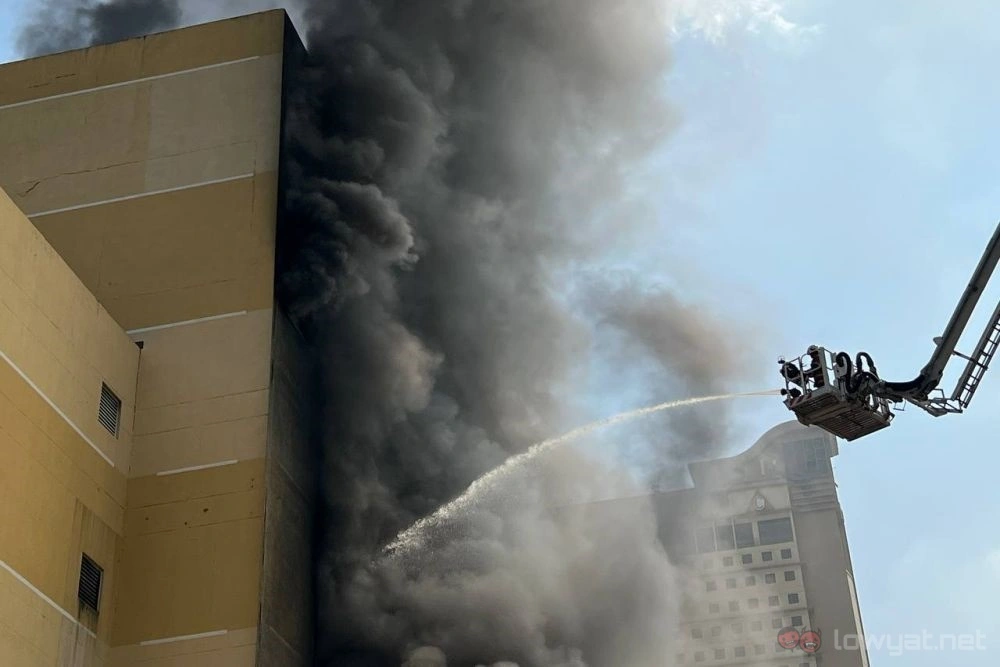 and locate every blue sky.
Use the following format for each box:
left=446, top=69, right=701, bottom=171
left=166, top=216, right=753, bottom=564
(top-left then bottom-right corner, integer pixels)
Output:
left=662, top=1, right=1000, bottom=664
left=2, top=1, right=999, bottom=664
